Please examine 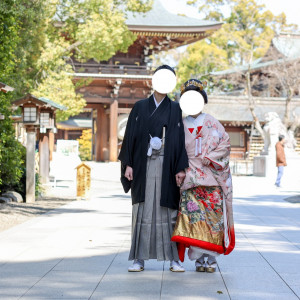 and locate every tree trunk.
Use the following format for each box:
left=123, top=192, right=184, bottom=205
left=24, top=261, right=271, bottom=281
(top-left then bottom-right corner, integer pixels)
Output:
left=290, top=111, right=300, bottom=133
left=66, top=41, right=82, bottom=53
left=246, top=70, right=265, bottom=139
left=283, top=87, right=293, bottom=128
